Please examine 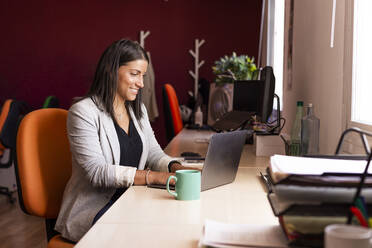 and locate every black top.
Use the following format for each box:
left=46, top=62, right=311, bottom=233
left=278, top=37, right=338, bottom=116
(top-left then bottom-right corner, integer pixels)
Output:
left=114, top=119, right=143, bottom=168
left=92, top=119, right=143, bottom=225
